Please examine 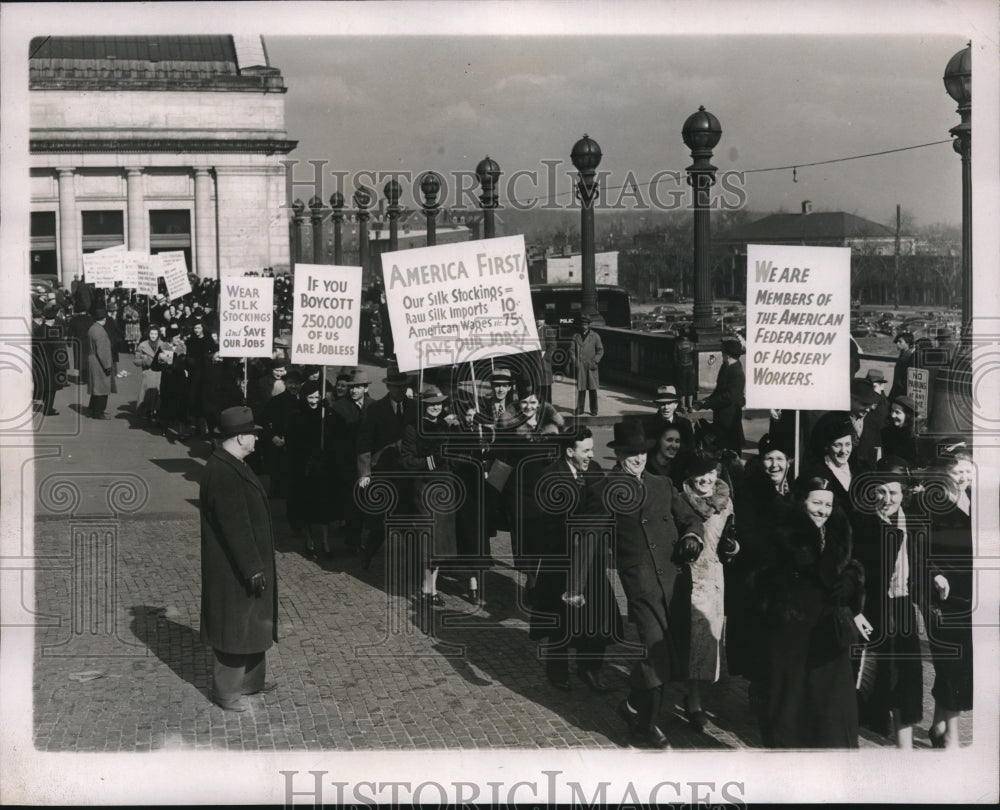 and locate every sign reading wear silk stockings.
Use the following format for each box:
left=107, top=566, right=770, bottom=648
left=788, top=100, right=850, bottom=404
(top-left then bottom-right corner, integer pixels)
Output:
left=745, top=244, right=850, bottom=411
left=381, top=234, right=540, bottom=373
left=291, top=263, right=363, bottom=366
left=218, top=276, right=274, bottom=358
